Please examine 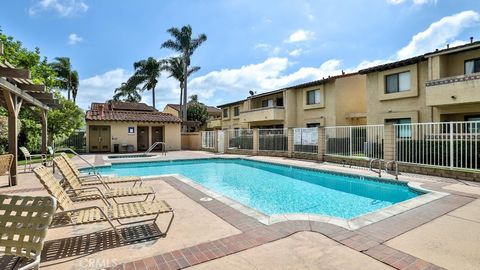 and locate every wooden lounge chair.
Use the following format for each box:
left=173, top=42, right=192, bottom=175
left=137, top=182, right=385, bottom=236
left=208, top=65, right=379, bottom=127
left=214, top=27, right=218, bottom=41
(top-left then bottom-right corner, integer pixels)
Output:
left=19, top=147, right=46, bottom=172
left=58, top=153, right=143, bottom=186
left=0, top=154, right=13, bottom=187
left=33, top=166, right=174, bottom=241
left=53, top=156, right=155, bottom=203
left=0, top=194, right=56, bottom=270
